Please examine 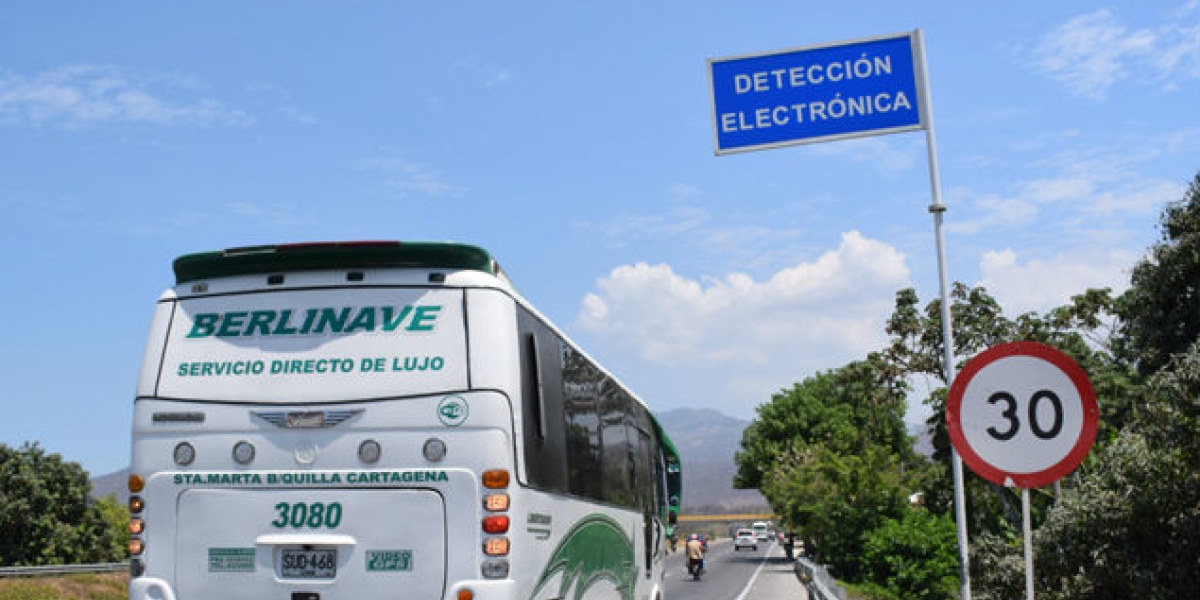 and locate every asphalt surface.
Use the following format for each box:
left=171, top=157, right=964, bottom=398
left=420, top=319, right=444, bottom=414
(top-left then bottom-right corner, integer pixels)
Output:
left=662, top=539, right=810, bottom=600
